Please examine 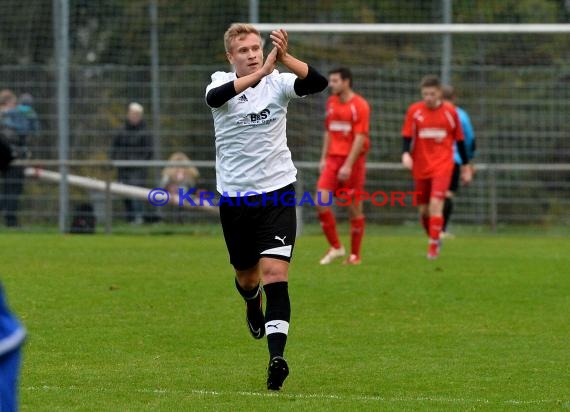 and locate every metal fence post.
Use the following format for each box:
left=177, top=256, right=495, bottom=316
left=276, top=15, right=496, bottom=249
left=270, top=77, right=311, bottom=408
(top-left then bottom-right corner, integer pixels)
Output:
left=440, top=0, right=452, bottom=85
left=249, top=0, right=259, bottom=23
left=105, top=168, right=113, bottom=235
left=488, top=166, right=498, bottom=232
left=150, top=0, right=161, bottom=173
left=54, top=0, right=70, bottom=233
